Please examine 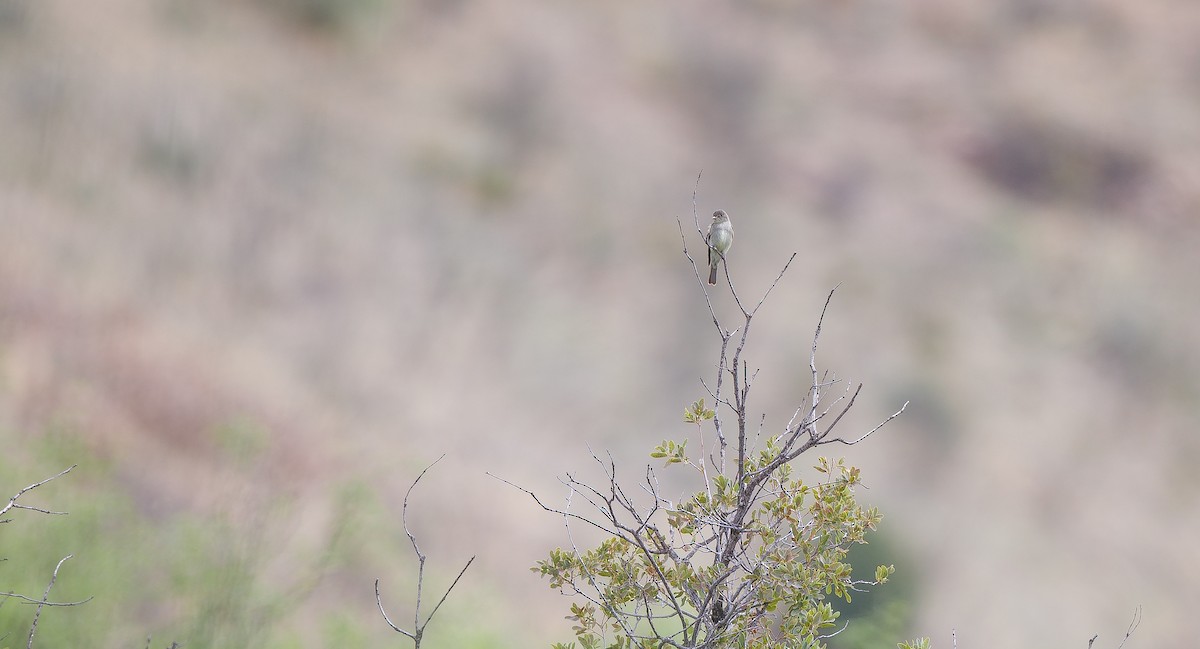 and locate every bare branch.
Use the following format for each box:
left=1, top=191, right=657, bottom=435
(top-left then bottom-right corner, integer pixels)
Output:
left=377, top=456, right=474, bottom=648
left=422, top=556, right=475, bottom=627
left=0, top=466, right=75, bottom=523
left=818, top=619, right=850, bottom=640
left=375, top=579, right=414, bottom=640
left=806, top=287, right=839, bottom=439
left=0, top=466, right=89, bottom=649
left=488, top=473, right=619, bottom=537
left=676, top=219, right=723, bottom=333
left=823, top=400, right=910, bottom=446
left=1116, top=606, right=1141, bottom=649
left=402, top=456, right=442, bottom=634
left=749, top=252, right=797, bottom=317
left=27, top=555, right=75, bottom=649
left=813, top=383, right=863, bottom=441
left=0, top=592, right=92, bottom=607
